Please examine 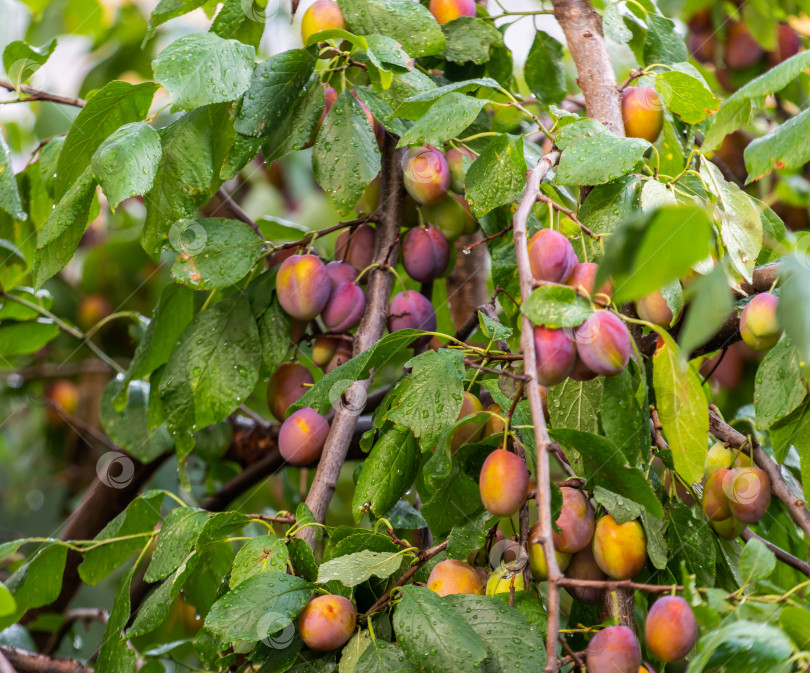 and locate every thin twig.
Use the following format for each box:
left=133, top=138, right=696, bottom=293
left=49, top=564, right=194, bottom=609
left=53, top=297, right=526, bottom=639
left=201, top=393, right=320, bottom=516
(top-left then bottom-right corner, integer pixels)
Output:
left=535, top=192, right=600, bottom=239
left=273, top=216, right=374, bottom=252
left=741, top=529, right=810, bottom=578
left=249, top=513, right=296, bottom=525
left=462, top=224, right=513, bottom=252
left=214, top=188, right=265, bottom=242
left=0, top=80, right=85, bottom=107
left=462, top=358, right=528, bottom=381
